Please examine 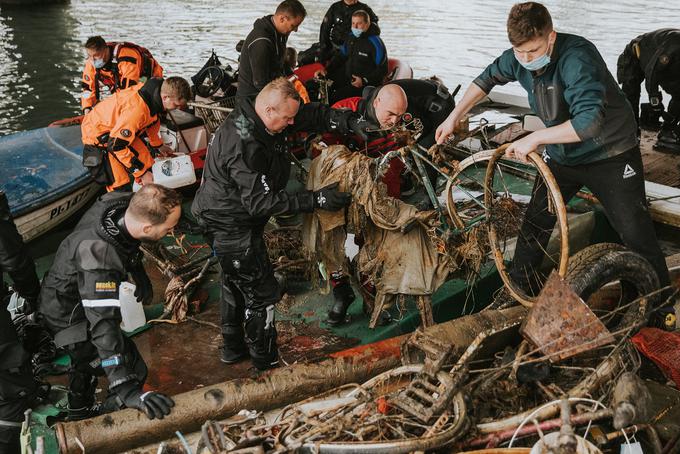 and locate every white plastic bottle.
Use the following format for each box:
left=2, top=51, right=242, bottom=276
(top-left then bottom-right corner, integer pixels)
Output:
left=119, top=281, right=147, bottom=332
